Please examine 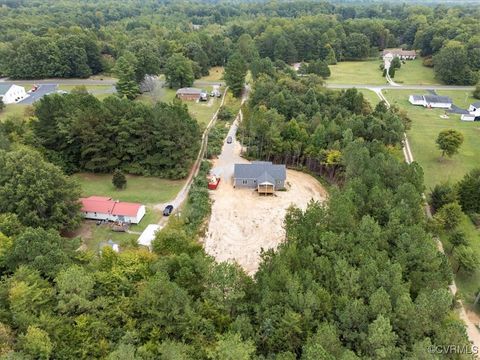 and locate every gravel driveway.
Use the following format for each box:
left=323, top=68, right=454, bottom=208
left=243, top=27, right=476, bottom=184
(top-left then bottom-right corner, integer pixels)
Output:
left=203, top=127, right=327, bottom=275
